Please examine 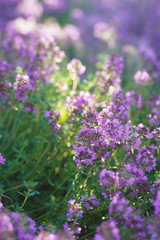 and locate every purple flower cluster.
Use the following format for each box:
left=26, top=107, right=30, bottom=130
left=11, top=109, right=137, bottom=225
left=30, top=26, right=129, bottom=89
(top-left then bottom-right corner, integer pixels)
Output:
left=0, top=201, right=75, bottom=240
left=67, top=59, right=86, bottom=76
left=135, top=145, right=156, bottom=172
left=0, top=203, right=36, bottom=240
left=44, top=108, right=62, bottom=134
left=81, top=194, right=100, bottom=209
left=125, top=90, right=142, bottom=109
left=92, top=191, right=160, bottom=239
left=95, top=54, right=123, bottom=94
left=66, top=199, right=83, bottom=220
left=94, top=221, right=120, bottom=240
left=152, top=191, right=160, bottom=219
left=74, top=90, right=140, bottom=168
left=66, top=194, right=101, bottom=235
left=93, top=22, right=116, bottom=48
left=67, top=59, right=86, bottom=91
left=134, top=70, right=151, bottom=85
left=66, top=91, right=95, bottom=121
left=0, top=59, right=12, bottom=79
left=0, top=81, right=12, bottom=105
left=35, top=228, right=75, bottom=240
left=13, top=74, right=33, bottom=102
left=0, top=153, right=6, bottom=164
left=147, top=93, right=160, bottom=125
left=99, top=169, right=119, bottom=197
left=66, top=199, right=83, bottom=234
